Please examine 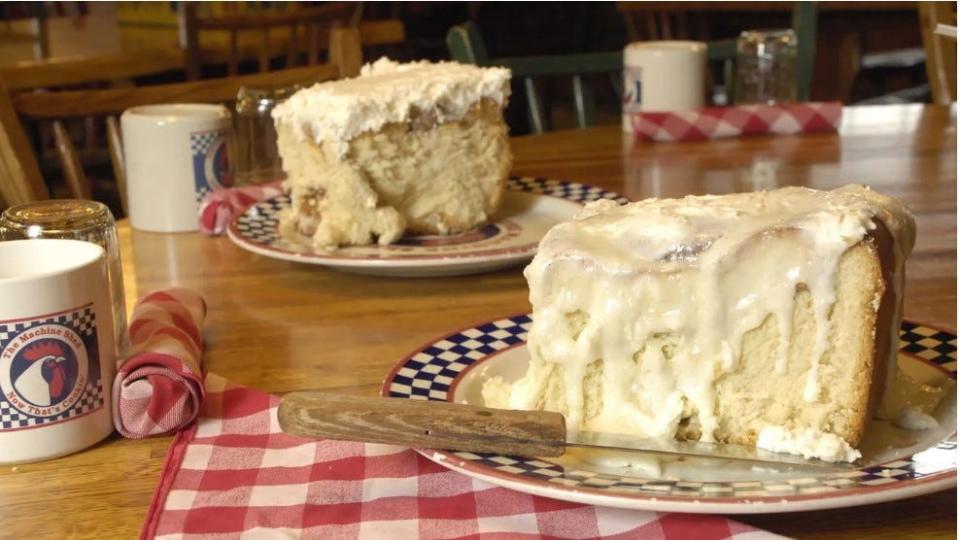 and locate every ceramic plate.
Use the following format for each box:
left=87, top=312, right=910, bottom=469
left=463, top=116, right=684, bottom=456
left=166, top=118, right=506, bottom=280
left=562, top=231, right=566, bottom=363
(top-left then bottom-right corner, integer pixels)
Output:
left=380, top=315, right=957, bottom=514
left=227, top=177, right=625, bottom=277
